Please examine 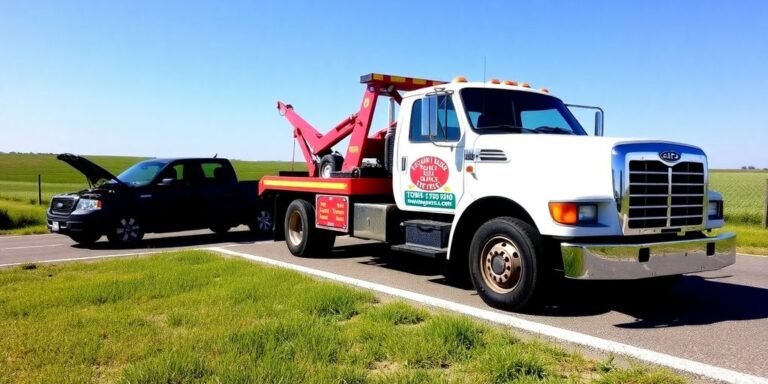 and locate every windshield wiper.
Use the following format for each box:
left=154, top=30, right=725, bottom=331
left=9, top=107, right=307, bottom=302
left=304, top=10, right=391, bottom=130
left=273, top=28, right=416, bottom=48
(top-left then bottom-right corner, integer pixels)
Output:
left=532, top=126, right=573, bottom=135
